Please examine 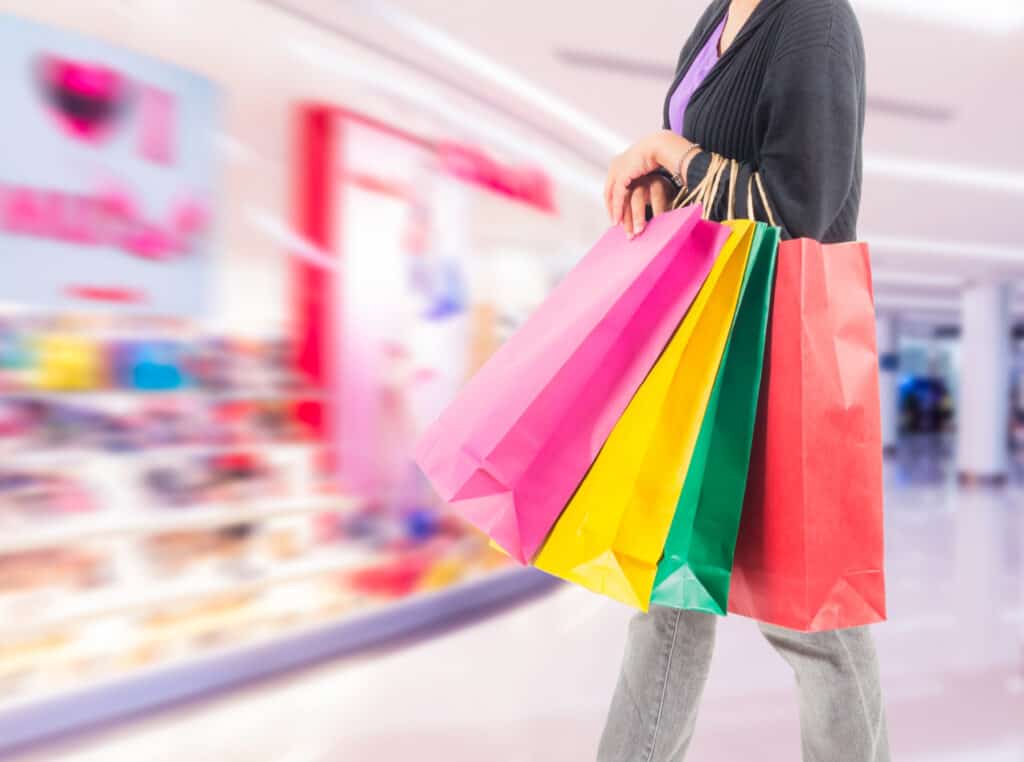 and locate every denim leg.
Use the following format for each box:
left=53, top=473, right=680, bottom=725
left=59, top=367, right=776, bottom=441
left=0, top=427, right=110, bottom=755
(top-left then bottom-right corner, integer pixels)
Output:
left=597, top=606, right=717, bottom=762
left=758, top=623, right=891, bottom=762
